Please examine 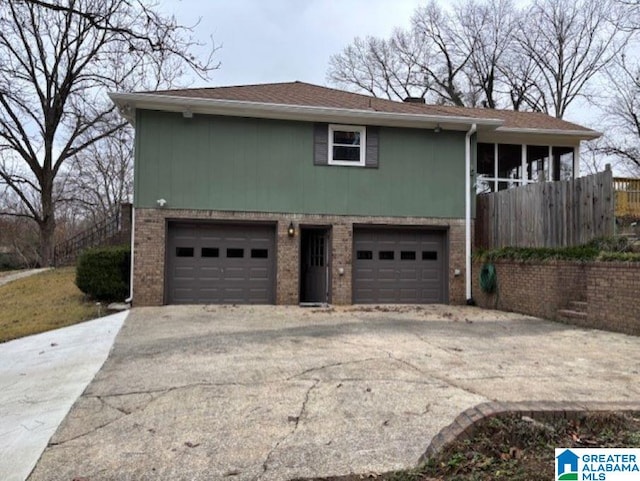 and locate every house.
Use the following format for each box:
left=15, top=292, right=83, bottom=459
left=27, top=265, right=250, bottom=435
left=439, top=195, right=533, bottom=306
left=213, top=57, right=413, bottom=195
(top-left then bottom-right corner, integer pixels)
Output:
left=556, top=449, right=579, bottom=477
left=109, top=81, right=599, bottom=306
